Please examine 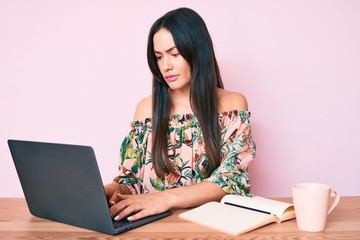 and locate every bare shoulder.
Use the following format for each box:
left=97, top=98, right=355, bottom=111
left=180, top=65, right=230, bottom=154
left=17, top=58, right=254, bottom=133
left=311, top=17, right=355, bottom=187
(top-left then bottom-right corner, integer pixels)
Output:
left=133, top=96, right=152, bottom=121
left=217, top=88, right=248, bottom=112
